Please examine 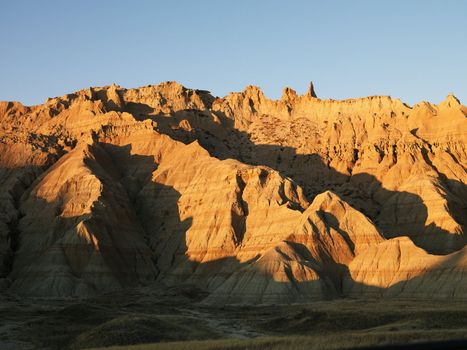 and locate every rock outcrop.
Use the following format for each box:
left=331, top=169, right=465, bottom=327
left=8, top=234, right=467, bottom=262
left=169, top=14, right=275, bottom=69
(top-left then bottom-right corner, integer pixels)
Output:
left=0, top=81, right=465, bottom=303
left=9, top=143, right=156, bottom=296
left=344, top=237, right=467, bottom=299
